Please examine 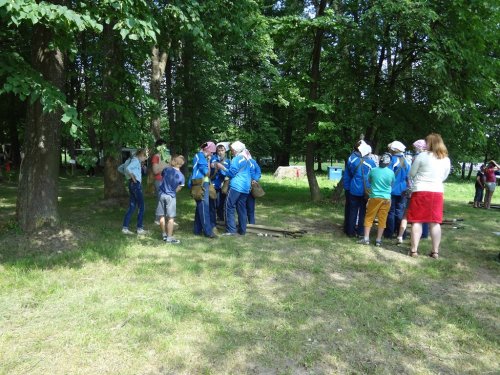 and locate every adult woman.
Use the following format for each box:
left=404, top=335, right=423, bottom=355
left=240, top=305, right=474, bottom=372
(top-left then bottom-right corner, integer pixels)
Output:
left=217, top=141, right=252, bottom=235
left=191, top=142, right=217, bottom=238
left=407, top=133, right=450, bottom=258
left=483, top=160, right=500, bottom=209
